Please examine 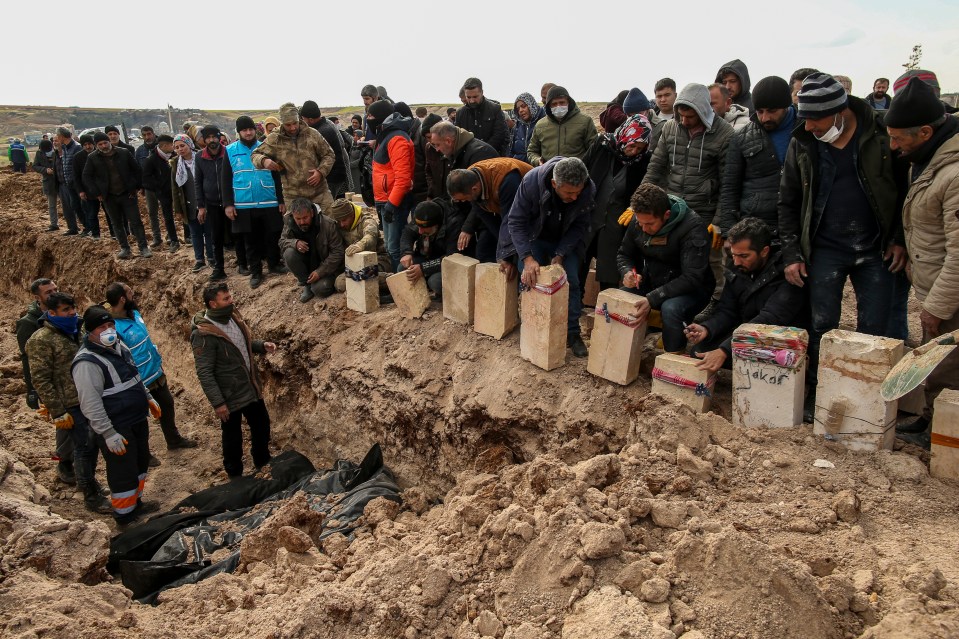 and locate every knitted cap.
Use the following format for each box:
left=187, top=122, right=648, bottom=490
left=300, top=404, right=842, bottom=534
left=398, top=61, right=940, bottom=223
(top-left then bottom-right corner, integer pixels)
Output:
left=885, top=77, right=945, bottom=128
left=235, top=115, right=256, bottom=132
left=82, top=305, right=113, bottom=333
left=329, top=199, right=356, bottom=221
left=752, top=76, right=792, bottom=110
left=893, top=69, right=939, bottom=94
left=104, top=125, right=119, bottom=134
left=367, top=100, right=395, bottom=121
left=199, top=125, right=221, bottom=140
left=279, top=103, right=299, bottom=124
left=622, top=87, right=651, bottom=115
left=797, top=73, right=848, bottom=119
left=301, top=100, right=321, bottom=118
left=93, top=131, right=110, bottom=143
left=413, top=201, right=443, bottom=227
